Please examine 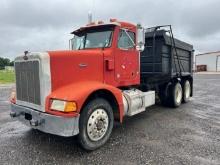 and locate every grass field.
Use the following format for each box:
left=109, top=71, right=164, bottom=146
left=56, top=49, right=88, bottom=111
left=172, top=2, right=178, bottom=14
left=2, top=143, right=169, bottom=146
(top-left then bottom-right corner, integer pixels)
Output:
left=0, top=70, right=15, bottom=84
